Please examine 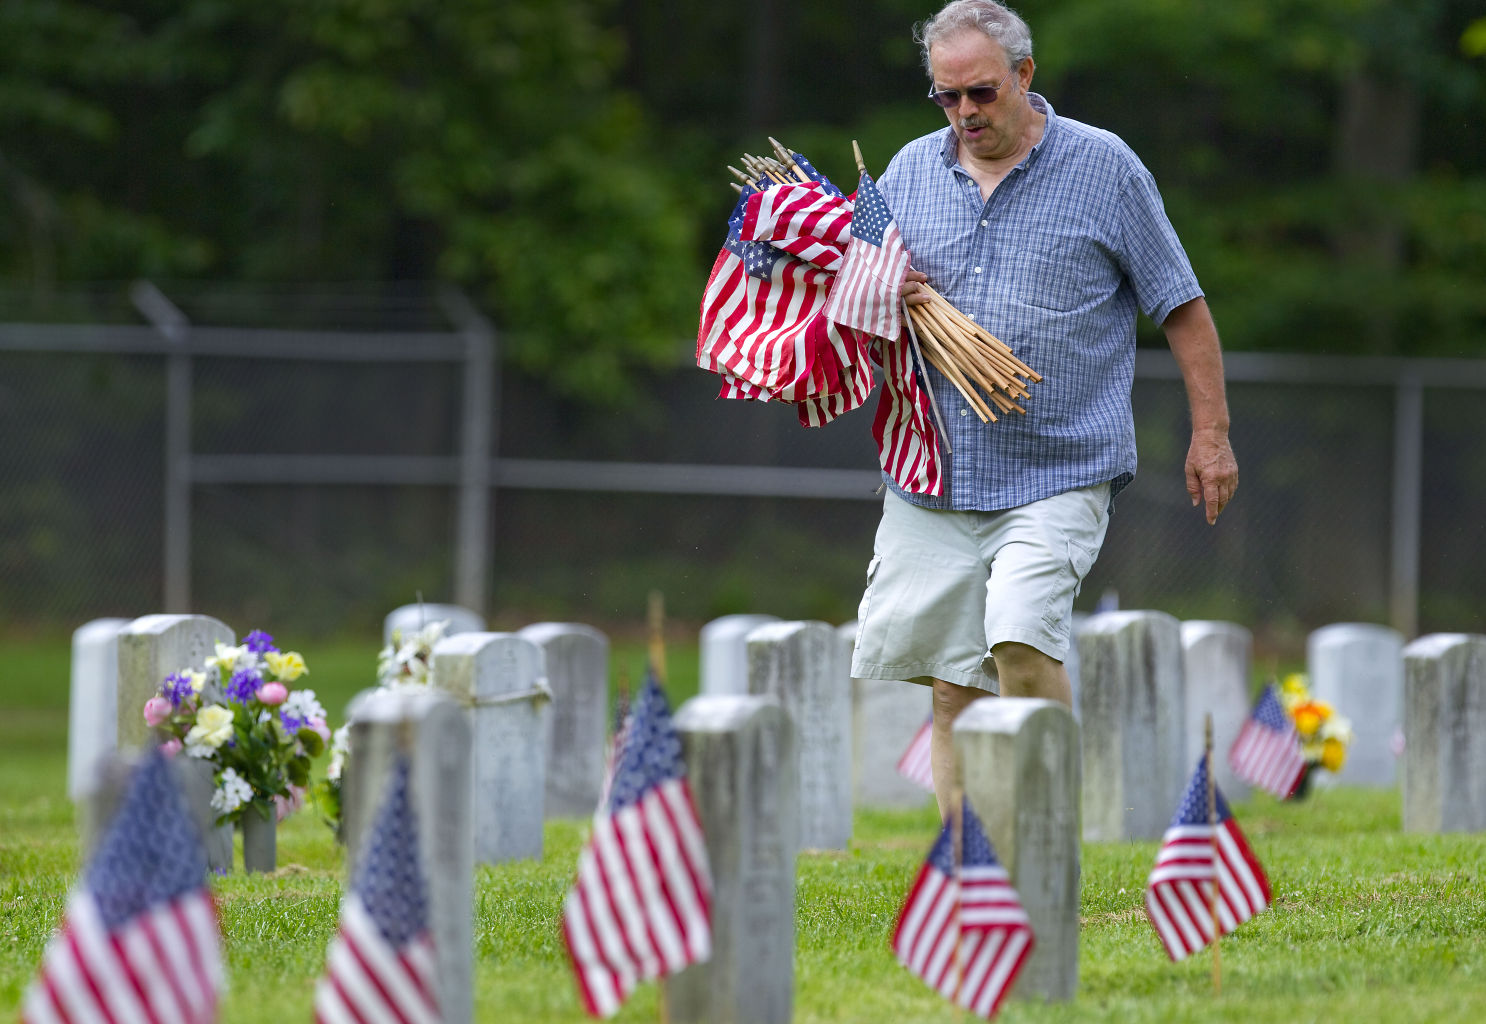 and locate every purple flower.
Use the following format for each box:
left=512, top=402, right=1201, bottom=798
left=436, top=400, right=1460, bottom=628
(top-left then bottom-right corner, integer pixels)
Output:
left=226, top=669, right=262, bottom=704
left=242, top=630, right=278, bottom=654
left=162, top=672, right=197, bottom=707
left=280, top=711, right=306, bottom=735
